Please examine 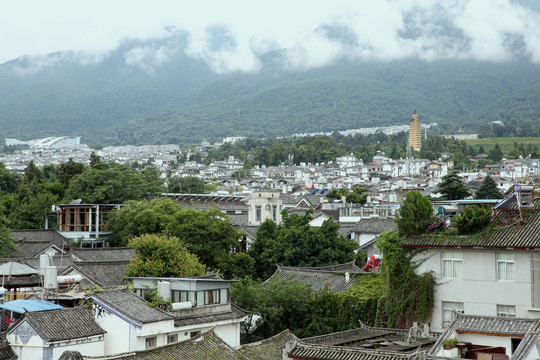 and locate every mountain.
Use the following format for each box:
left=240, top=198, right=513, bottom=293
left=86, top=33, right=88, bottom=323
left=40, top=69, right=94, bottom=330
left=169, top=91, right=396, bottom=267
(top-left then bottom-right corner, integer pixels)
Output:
left=1, top=30, right=540, bottom=147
